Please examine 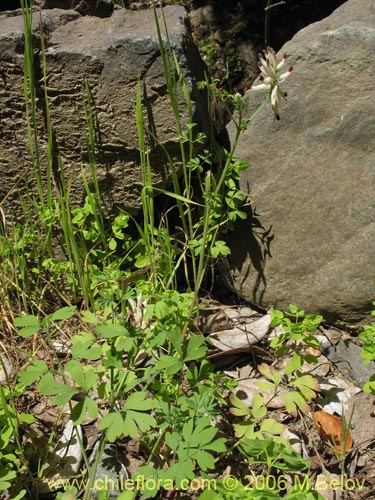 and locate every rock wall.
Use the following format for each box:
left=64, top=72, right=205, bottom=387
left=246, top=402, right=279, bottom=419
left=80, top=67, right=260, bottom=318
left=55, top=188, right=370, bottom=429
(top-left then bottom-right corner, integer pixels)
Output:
left=0, top=5, right=210, bottom=217
left=226, top=0, right=375, bottom=327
